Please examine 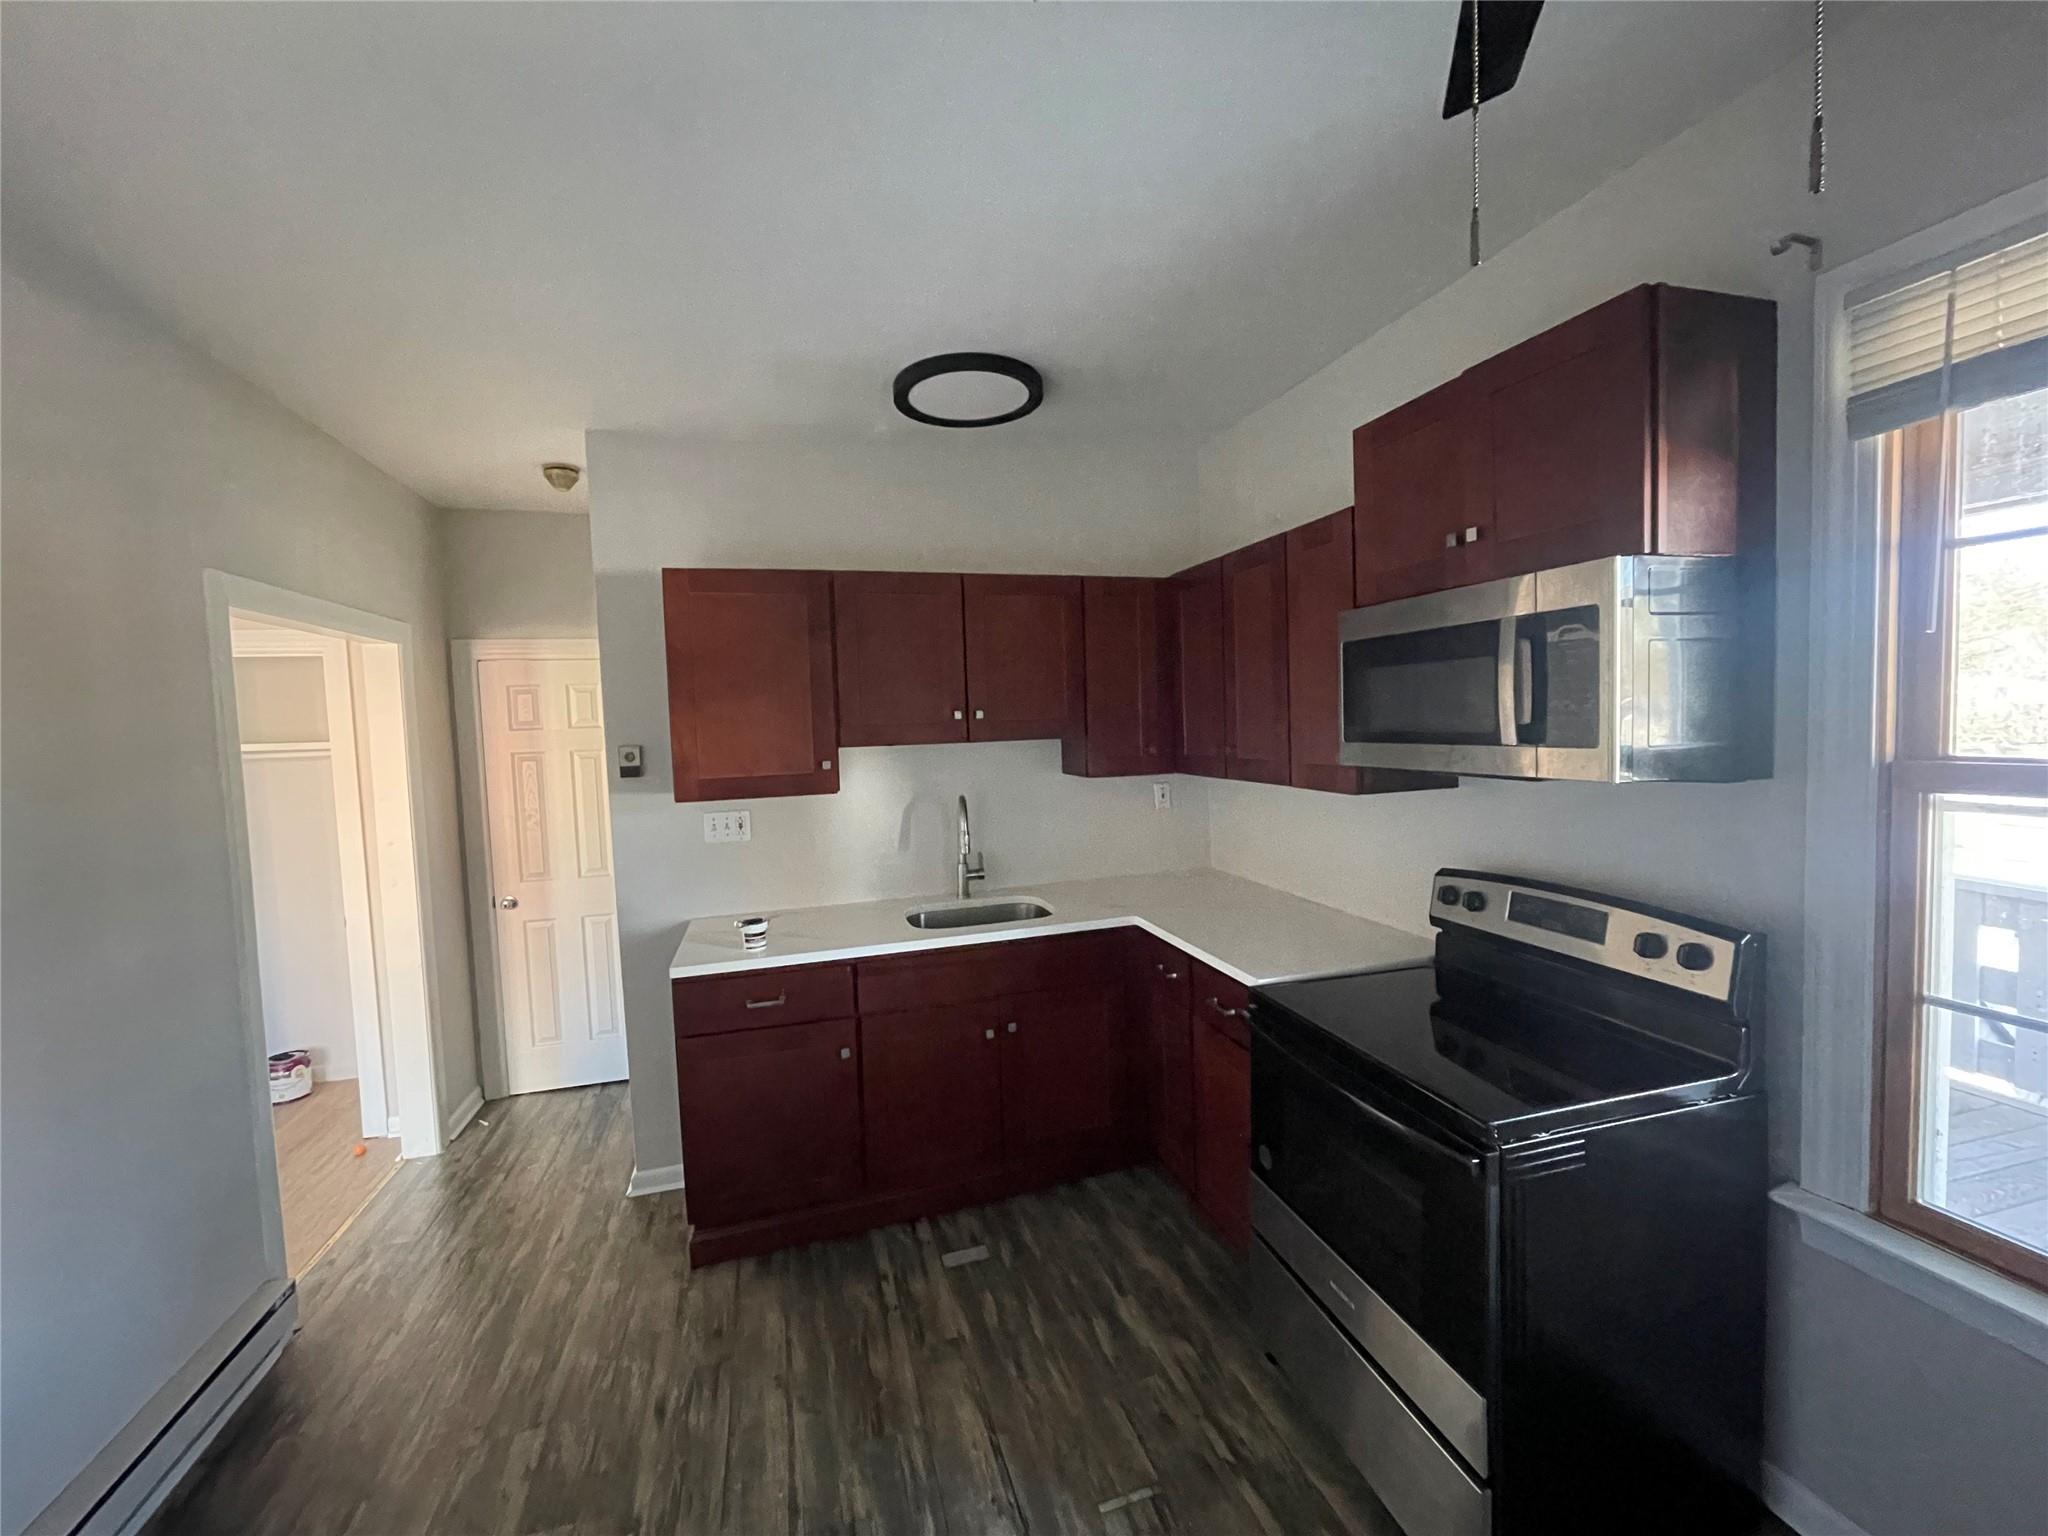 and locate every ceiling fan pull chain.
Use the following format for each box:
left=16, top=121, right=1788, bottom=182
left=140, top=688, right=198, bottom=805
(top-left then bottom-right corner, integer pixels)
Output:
left=1808, top=0, right=1826, bottom=196
left=1469, top=0, right=1482, bottom=267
